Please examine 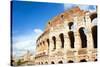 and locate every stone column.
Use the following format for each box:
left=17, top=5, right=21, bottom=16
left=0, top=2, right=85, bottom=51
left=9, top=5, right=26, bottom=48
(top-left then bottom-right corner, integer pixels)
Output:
left=85, top=13, right=94, bottom=61
left=63, top=33, right=70, bottom=63
left=86, top=30, right=94, bottom=49
left=49, top=37, right=54, bottom=55
left=49, top=27, right=54, bottom=55
left=63, top=20, right=71, bottom=63
left=74, top=31, right=81, bottom=62
left=73, top=16, right=82, bottom=49
left=64, top=34, right=71, bottom=50
left=41, top=42, right=44, bottom=52
left=74, top=31, right=81, bottom=49
left=56, top=35, right=61, bottom=50
left=63, top=20, right=71, bottom=50
left=45, top=40, right=49, bottom=55
left=86, top=29, right=94, bottom=61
